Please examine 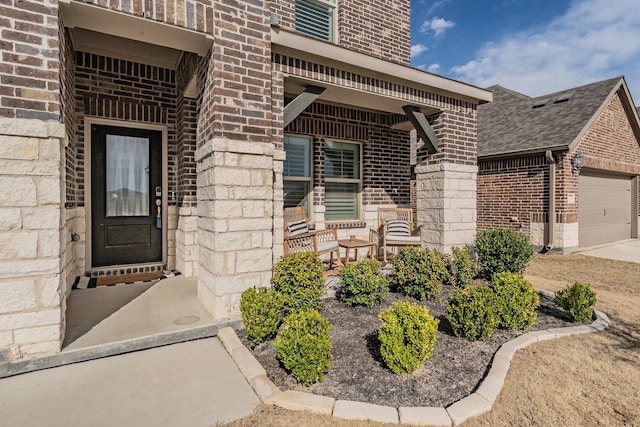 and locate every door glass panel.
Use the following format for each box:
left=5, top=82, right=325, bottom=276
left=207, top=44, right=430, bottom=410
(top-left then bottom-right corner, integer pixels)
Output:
left=106, top=135, right=150, bottom=217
